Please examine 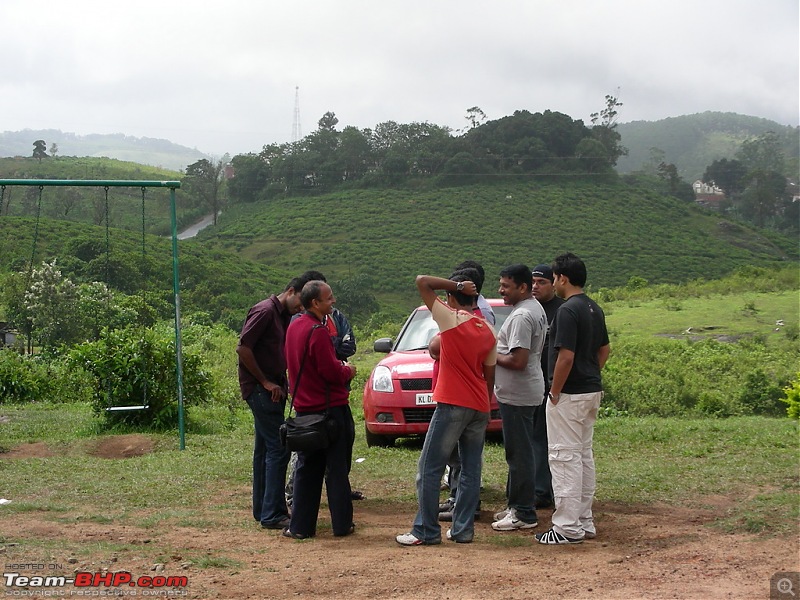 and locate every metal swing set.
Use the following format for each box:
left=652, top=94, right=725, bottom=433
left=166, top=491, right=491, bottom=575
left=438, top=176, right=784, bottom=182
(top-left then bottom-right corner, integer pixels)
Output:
left=0, top=179, right=187, bottom=449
